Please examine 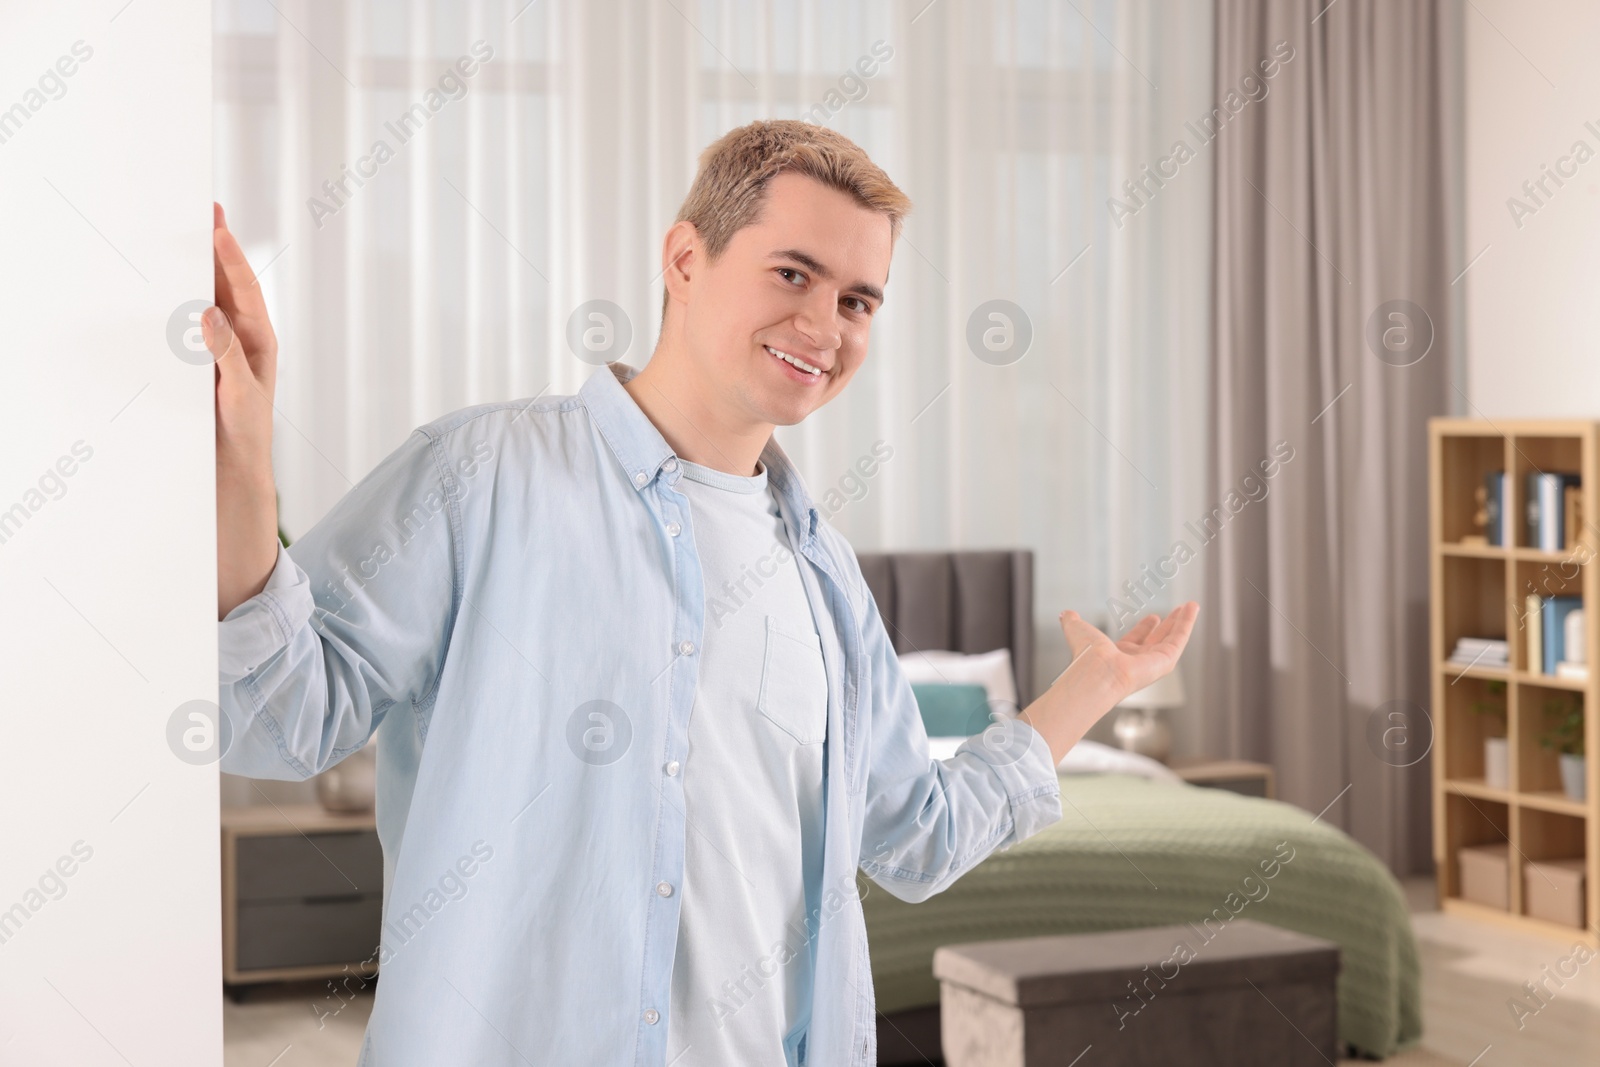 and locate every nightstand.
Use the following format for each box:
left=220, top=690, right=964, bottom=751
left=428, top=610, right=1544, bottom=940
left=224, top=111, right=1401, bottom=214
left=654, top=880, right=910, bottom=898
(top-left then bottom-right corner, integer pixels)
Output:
left=1170, top=757, right=1275, bottom=799
left=221, top=804, right=384, bottom=997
